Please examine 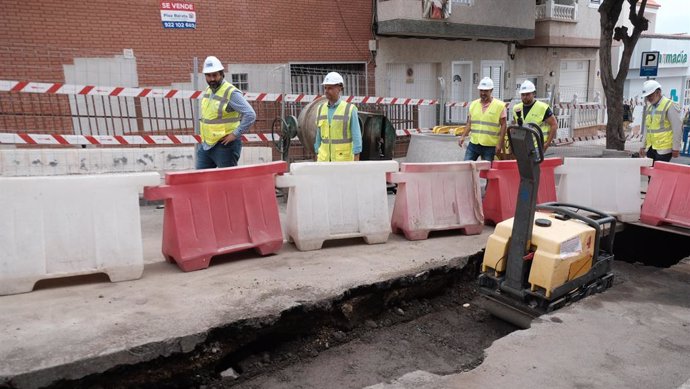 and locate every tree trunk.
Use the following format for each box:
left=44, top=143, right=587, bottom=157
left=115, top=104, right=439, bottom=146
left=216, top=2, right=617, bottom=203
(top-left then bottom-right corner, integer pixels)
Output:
left=604, top=89, right=626, bottom=150
left=598, top=0, right=648, bottom=151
